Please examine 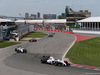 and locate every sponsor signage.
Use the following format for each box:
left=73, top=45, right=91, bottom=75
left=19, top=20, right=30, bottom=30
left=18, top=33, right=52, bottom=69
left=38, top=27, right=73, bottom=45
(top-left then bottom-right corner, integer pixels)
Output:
left=69, top=24, right=80, bottom=28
